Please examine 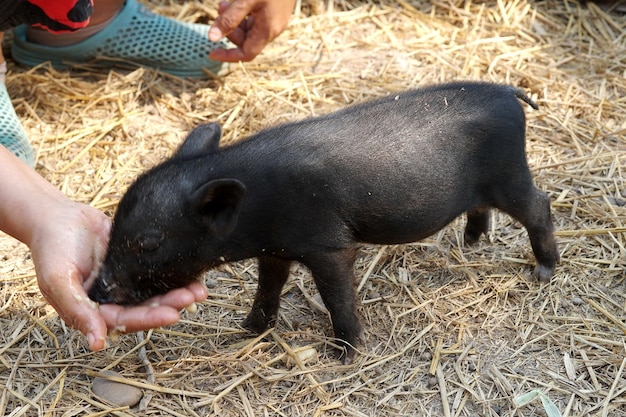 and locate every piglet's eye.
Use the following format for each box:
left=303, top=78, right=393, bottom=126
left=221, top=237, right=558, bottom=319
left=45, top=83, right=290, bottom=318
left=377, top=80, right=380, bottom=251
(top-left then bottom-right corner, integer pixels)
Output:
left=134, top=232, right=164, bottom=252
